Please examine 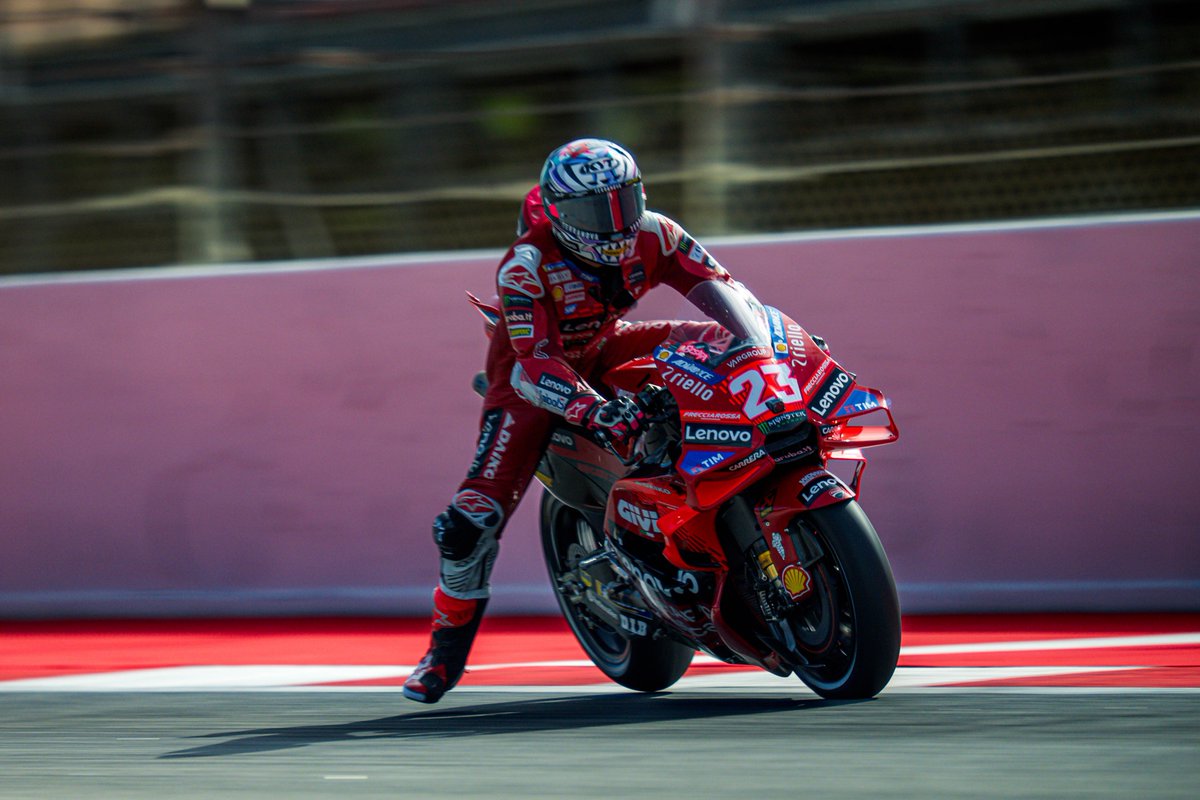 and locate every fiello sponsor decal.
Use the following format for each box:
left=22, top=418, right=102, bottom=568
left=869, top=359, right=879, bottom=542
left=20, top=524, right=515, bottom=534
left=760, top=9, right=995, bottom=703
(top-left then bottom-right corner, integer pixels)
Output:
left=786, top=323, right=809, bottom=368
left=683, top=423, right=753, bottom=445
left=659, top=365, right=716, bottom=401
